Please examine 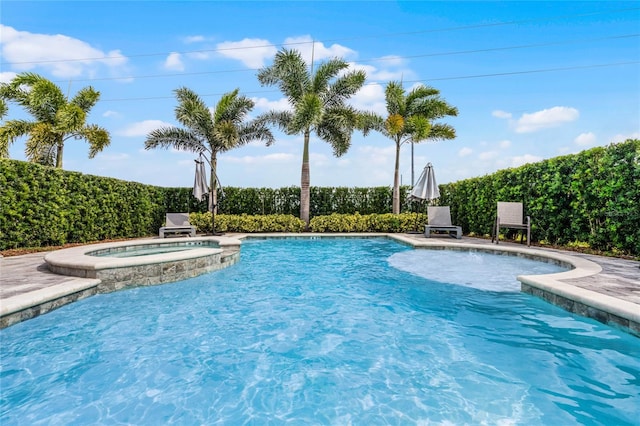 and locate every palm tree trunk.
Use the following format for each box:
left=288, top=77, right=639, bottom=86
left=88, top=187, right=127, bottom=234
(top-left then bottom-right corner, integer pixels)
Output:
left=300, top=129, right=311, bottom=228
left=392, top=139, right=401, bottom=214
left=210, top=154, right=217, bottom=234
left=55, top=139, right=64, bottom=168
